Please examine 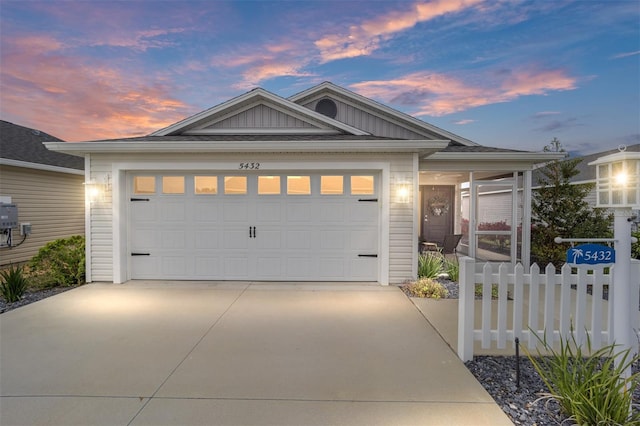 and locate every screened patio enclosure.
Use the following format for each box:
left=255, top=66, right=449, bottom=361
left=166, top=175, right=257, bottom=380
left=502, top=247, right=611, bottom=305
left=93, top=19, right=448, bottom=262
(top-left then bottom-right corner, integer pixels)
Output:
left=419, top=168, right=534, bottom=270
